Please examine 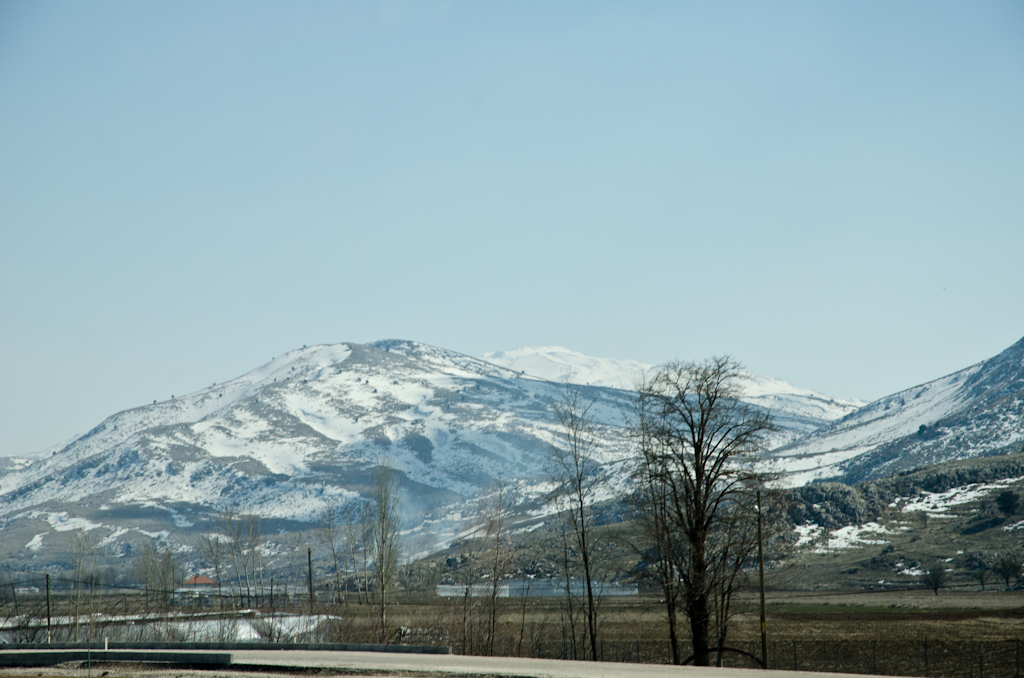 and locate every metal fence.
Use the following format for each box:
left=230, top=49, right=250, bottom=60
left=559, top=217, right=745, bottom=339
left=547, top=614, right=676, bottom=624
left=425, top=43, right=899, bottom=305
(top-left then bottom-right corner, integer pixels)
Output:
left=514, top=637, right=1023, bottom=678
